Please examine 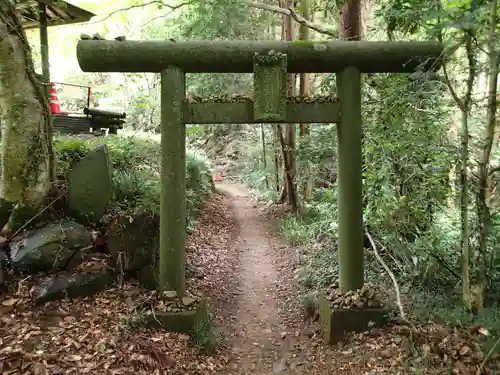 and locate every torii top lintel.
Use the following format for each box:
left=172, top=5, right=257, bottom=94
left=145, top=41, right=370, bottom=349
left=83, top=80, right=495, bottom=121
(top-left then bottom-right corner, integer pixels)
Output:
left=77, top=40, right=444, bottom=74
